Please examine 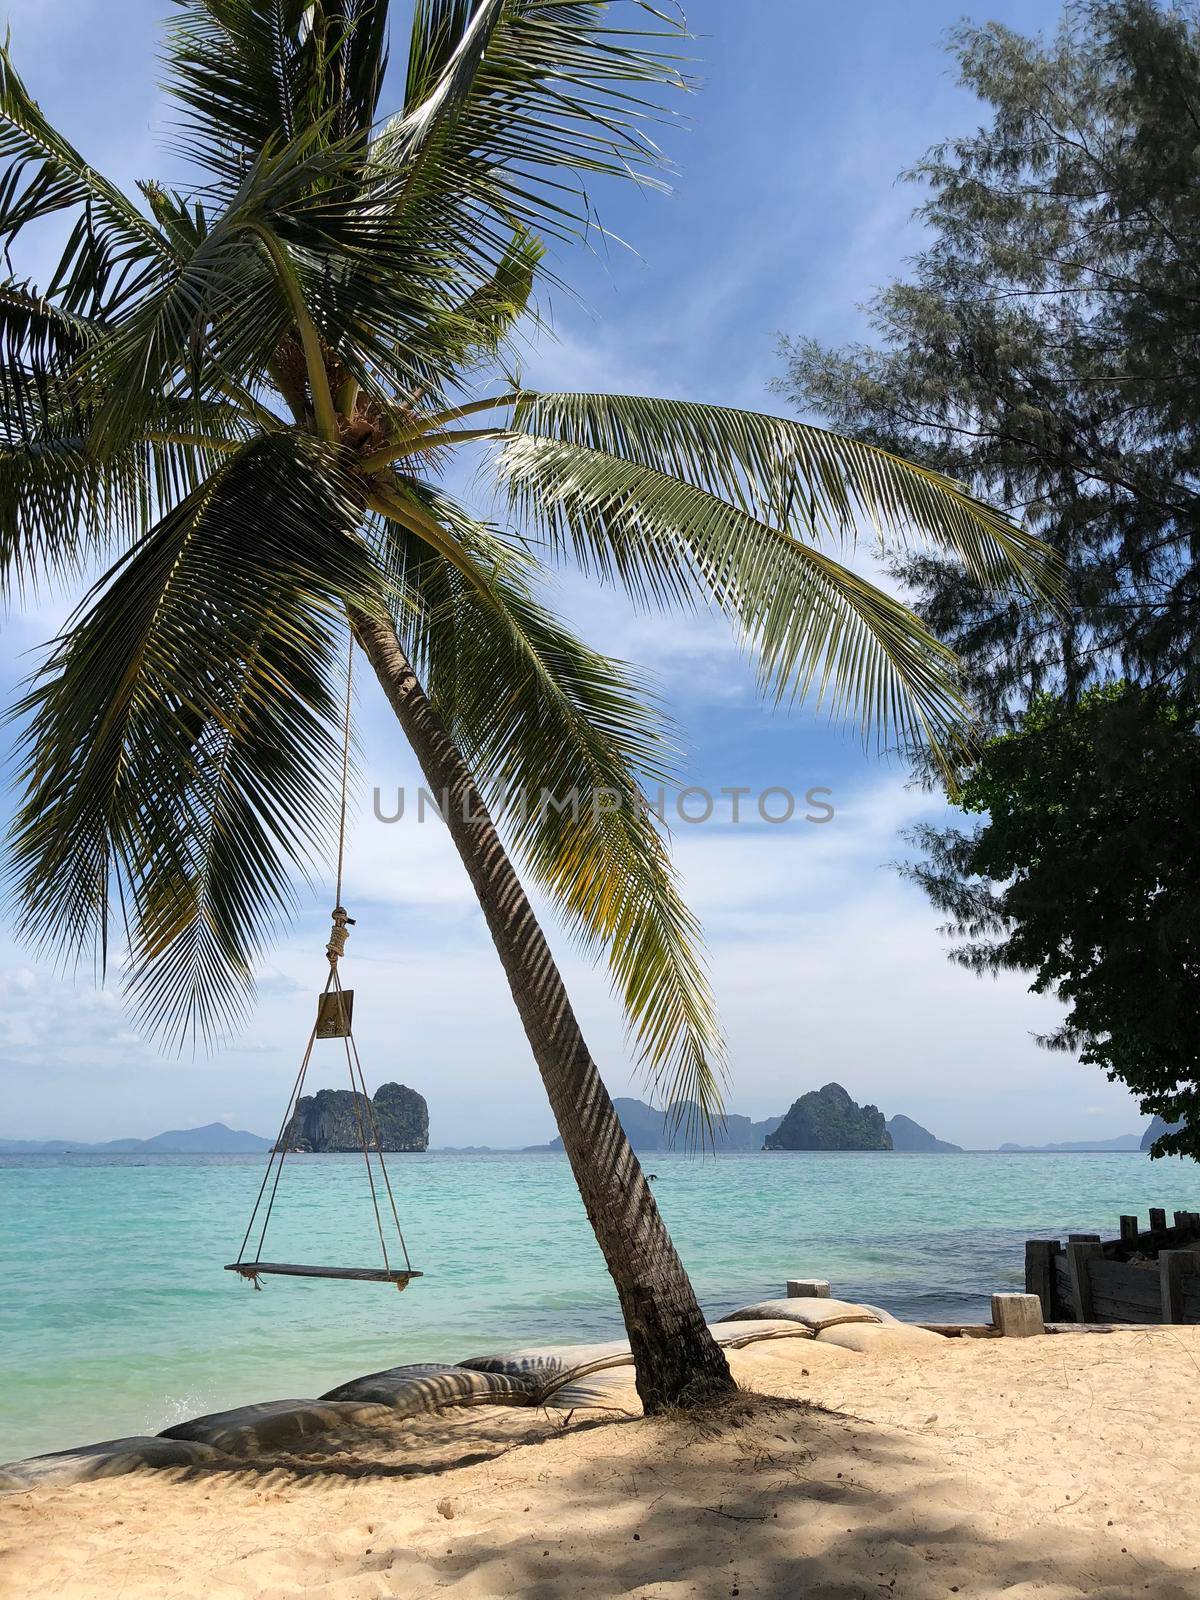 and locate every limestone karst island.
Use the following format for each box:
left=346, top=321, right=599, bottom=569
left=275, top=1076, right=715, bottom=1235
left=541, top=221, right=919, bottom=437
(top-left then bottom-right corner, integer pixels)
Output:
left=281, top=1084, right=430, bottom=1153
